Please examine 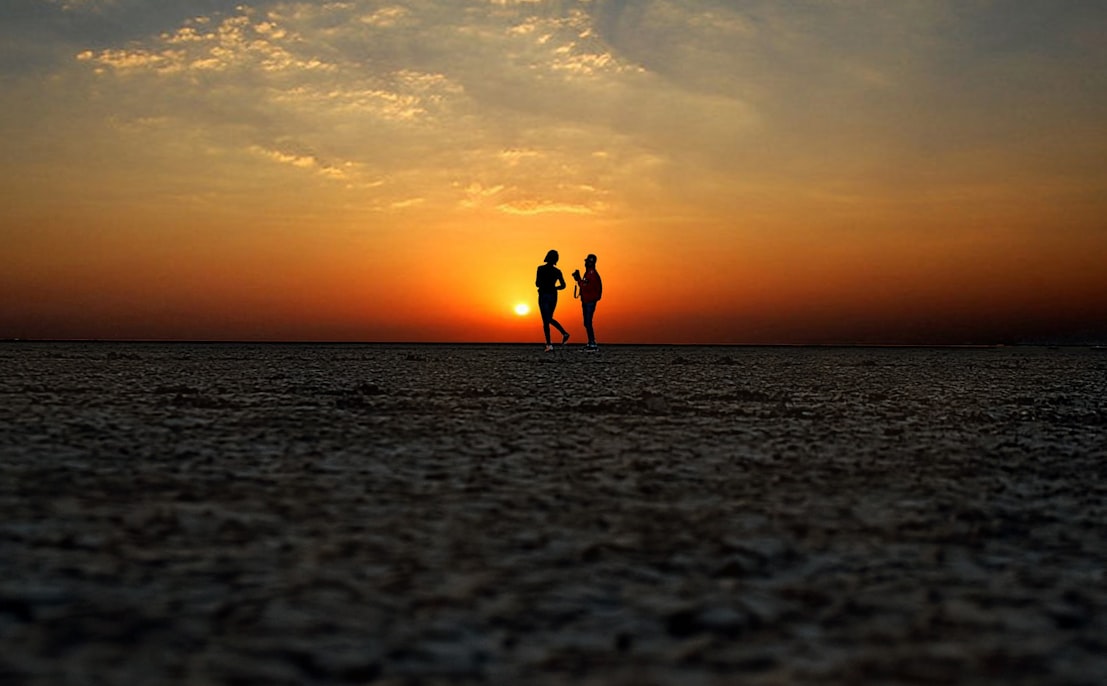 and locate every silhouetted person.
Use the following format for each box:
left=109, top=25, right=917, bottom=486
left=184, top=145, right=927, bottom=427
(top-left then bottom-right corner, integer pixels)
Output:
left=536, top=249, right=570, bottom=352
left=572, top=253, right=602, bottom=351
